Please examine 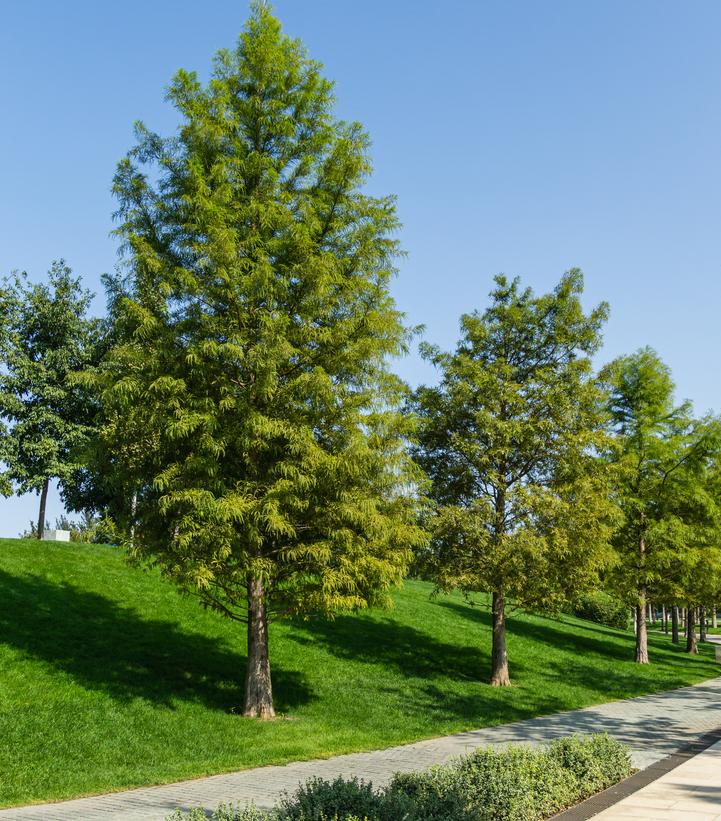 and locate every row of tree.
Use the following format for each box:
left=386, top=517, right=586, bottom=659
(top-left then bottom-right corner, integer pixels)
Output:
left=2, top=4, right=719, bottom=718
